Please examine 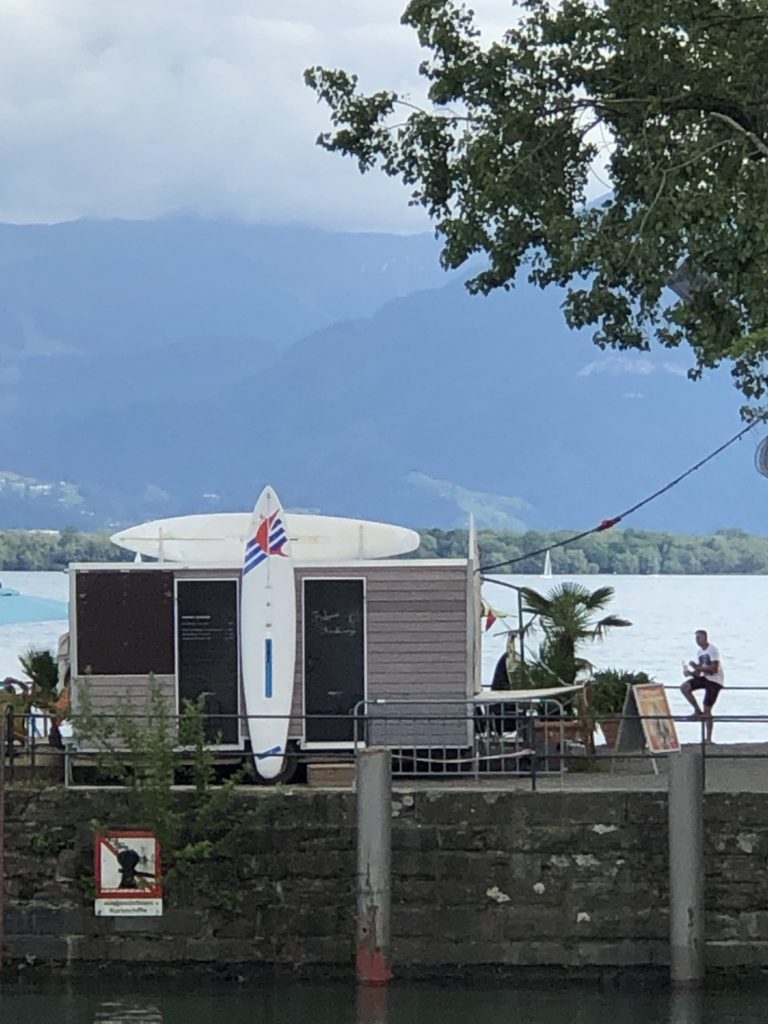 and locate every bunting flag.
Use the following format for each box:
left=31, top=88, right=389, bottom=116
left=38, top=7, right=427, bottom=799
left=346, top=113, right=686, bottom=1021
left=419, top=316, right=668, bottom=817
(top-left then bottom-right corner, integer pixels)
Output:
left=481, top=599, right=509, bottom=632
